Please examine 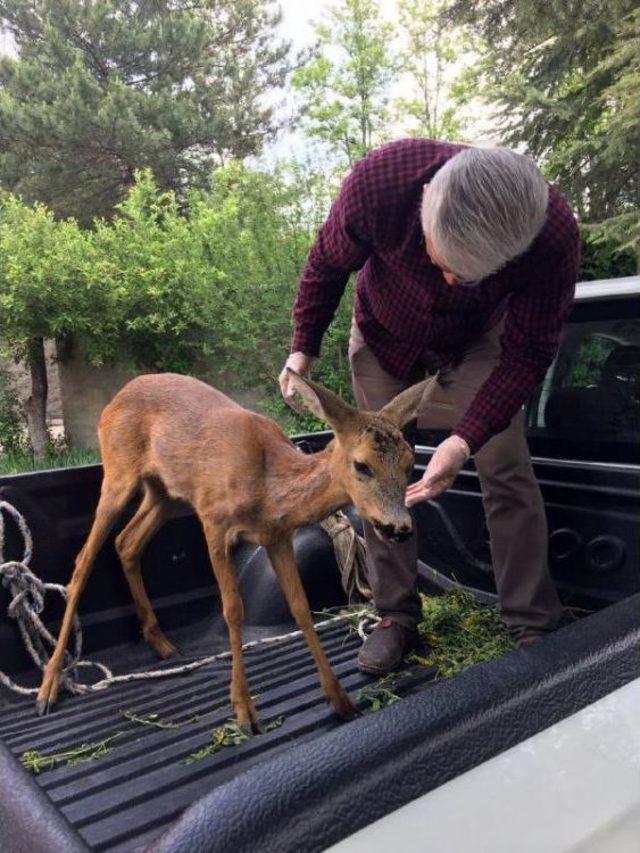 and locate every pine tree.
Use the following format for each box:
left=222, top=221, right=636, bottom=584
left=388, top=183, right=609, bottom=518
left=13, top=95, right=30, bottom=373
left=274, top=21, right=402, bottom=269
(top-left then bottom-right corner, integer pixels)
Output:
left=584, top=8, right=640, bottom=265
left=451, top=0, right=639, bottom=268
left=0, top=0, right=290, bottom=222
